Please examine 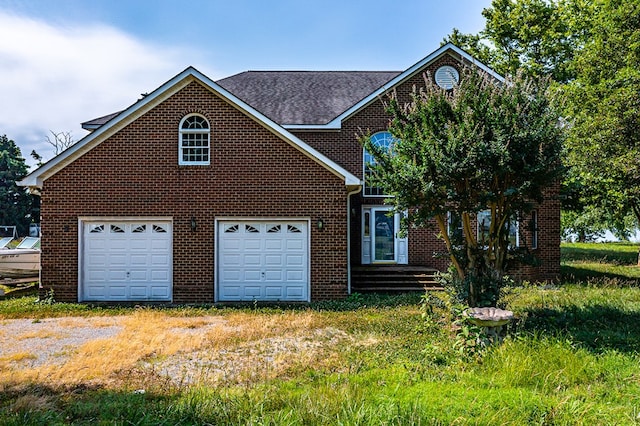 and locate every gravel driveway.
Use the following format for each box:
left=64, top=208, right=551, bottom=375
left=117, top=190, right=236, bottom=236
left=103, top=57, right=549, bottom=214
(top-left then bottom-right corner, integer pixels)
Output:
left=0, top=314, right=349, bottom=388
